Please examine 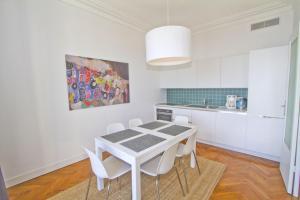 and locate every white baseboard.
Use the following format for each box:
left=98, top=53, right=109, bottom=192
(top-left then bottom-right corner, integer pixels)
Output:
left=5, top=153, right=88, bottom=187
left=197, top=139, right=280, bottom=162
